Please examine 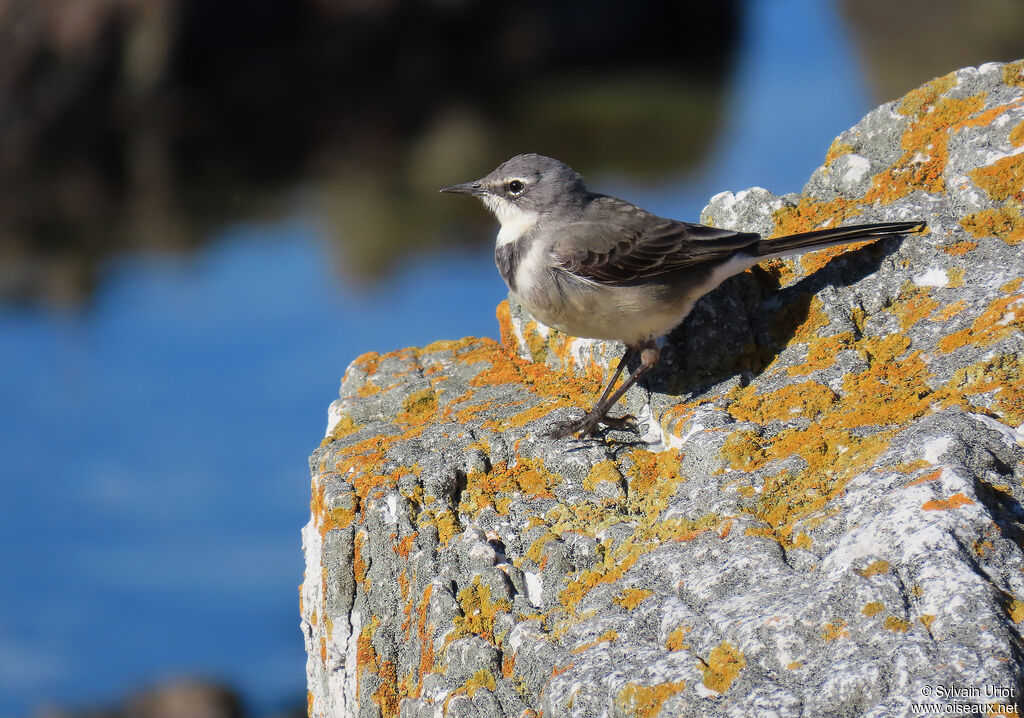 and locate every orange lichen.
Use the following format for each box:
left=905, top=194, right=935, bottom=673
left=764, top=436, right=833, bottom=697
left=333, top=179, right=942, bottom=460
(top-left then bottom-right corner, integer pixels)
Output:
left=1010, top=118, right=1024, bottom=148
left=1003, top=278, right=1023, bottom=293
left=665, top=624, right=691, bottom=652
left=372, top=661, right=400, bottom=717
left=351, top=350, right=381, bottom=377
left=616, top=588, right=653, bottom=611
left=907, top=468, right=943, bottom=487
left=822, top=620, right=849, bottom=641
left=623, top=448, right=683, bottom=505
left=728, top=380, right=838, bottom=424
left=571, top=629, right=619, bottom=654
left=939, top=240, right=978, bottom=256
left=946, top=353, right=1024, bottom=425
left=792, top=531, right=812, bottom=550
left=919, top=615, right=936, bottom=630
left=353, top=531, right=368, bottom=584
left=616, top=681, right=686, bottom=718
left=931, top=300, right=967, bottom=322
left=357, top=381, right=381, bottom=397
left=787, top=331, right=856, bottom=376
left=970, top=153, right=1024, bottom=203
left=770, top=198, right=863, bottom=250
left=864, top=91, right=987, bottom=205
left=922, top=493, right=975, bottom=511
left=856, top=560, right=891, bottom=578
left=698, top=642, right=745, bottom=693
left=862, top=601, right=884, bottom=617
left=459, top=457, right=559, bottom=518
left=937, top=293, right=1024, bottom=353
left=960, top=206, right=1024, bottom=245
